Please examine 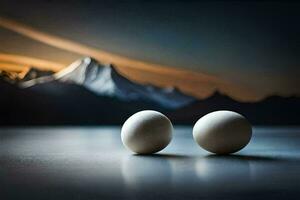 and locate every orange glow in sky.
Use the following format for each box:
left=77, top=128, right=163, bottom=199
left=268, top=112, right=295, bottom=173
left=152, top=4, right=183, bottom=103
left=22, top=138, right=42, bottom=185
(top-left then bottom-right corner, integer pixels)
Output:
left=0, top=17, right=260, bottom=101
left=0, top=53, right=65, bottom=71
